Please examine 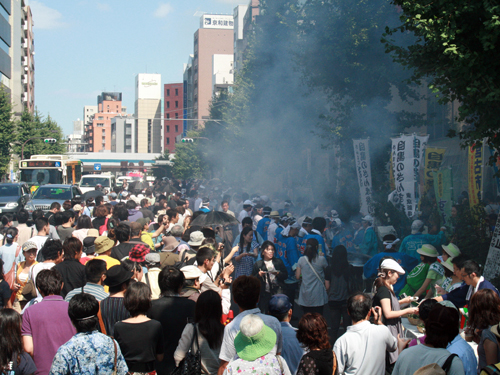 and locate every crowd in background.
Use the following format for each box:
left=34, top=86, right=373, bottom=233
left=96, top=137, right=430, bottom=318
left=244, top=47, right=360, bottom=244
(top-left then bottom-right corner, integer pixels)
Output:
left=0, top=177, right=499, bottom=374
